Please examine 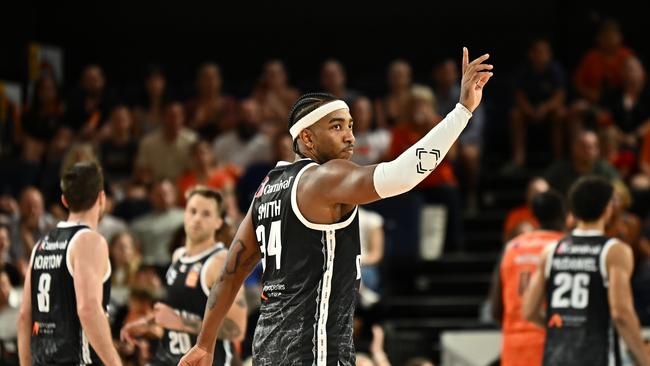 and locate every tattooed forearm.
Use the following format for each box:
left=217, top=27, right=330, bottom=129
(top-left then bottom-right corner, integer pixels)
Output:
left=217, top=318, right=241, bottom=340
left=224, top=239, right=260, bottom=276
left=181, top=316, right=203, bottom=334
left=207, top=282, right=223, bottom=310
